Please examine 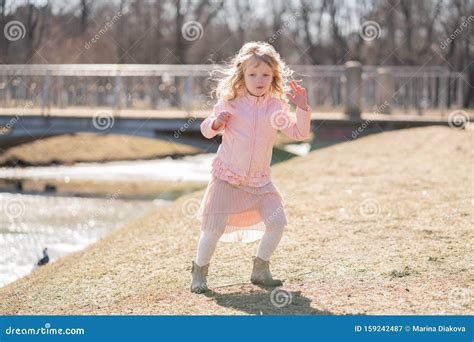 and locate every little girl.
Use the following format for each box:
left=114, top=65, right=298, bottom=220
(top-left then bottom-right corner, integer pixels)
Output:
left=191, top=41, right=311, bottom=293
